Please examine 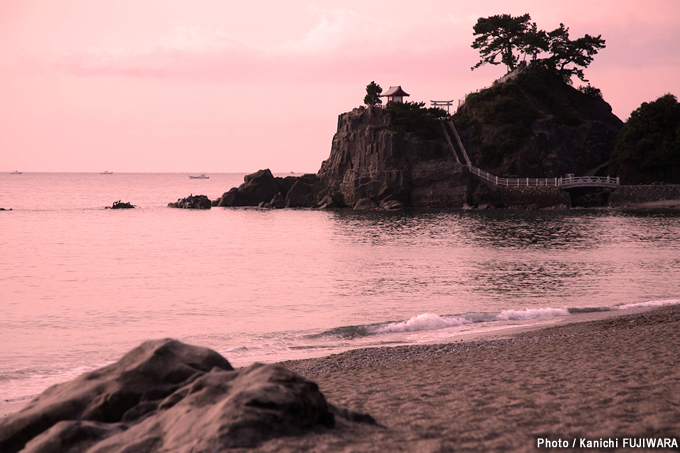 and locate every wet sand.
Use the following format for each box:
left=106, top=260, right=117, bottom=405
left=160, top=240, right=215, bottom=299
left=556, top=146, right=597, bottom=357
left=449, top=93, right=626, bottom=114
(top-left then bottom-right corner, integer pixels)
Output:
left=616, top=199, right=680, bottom=211
left=3, top=305, right=679, bottom=451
